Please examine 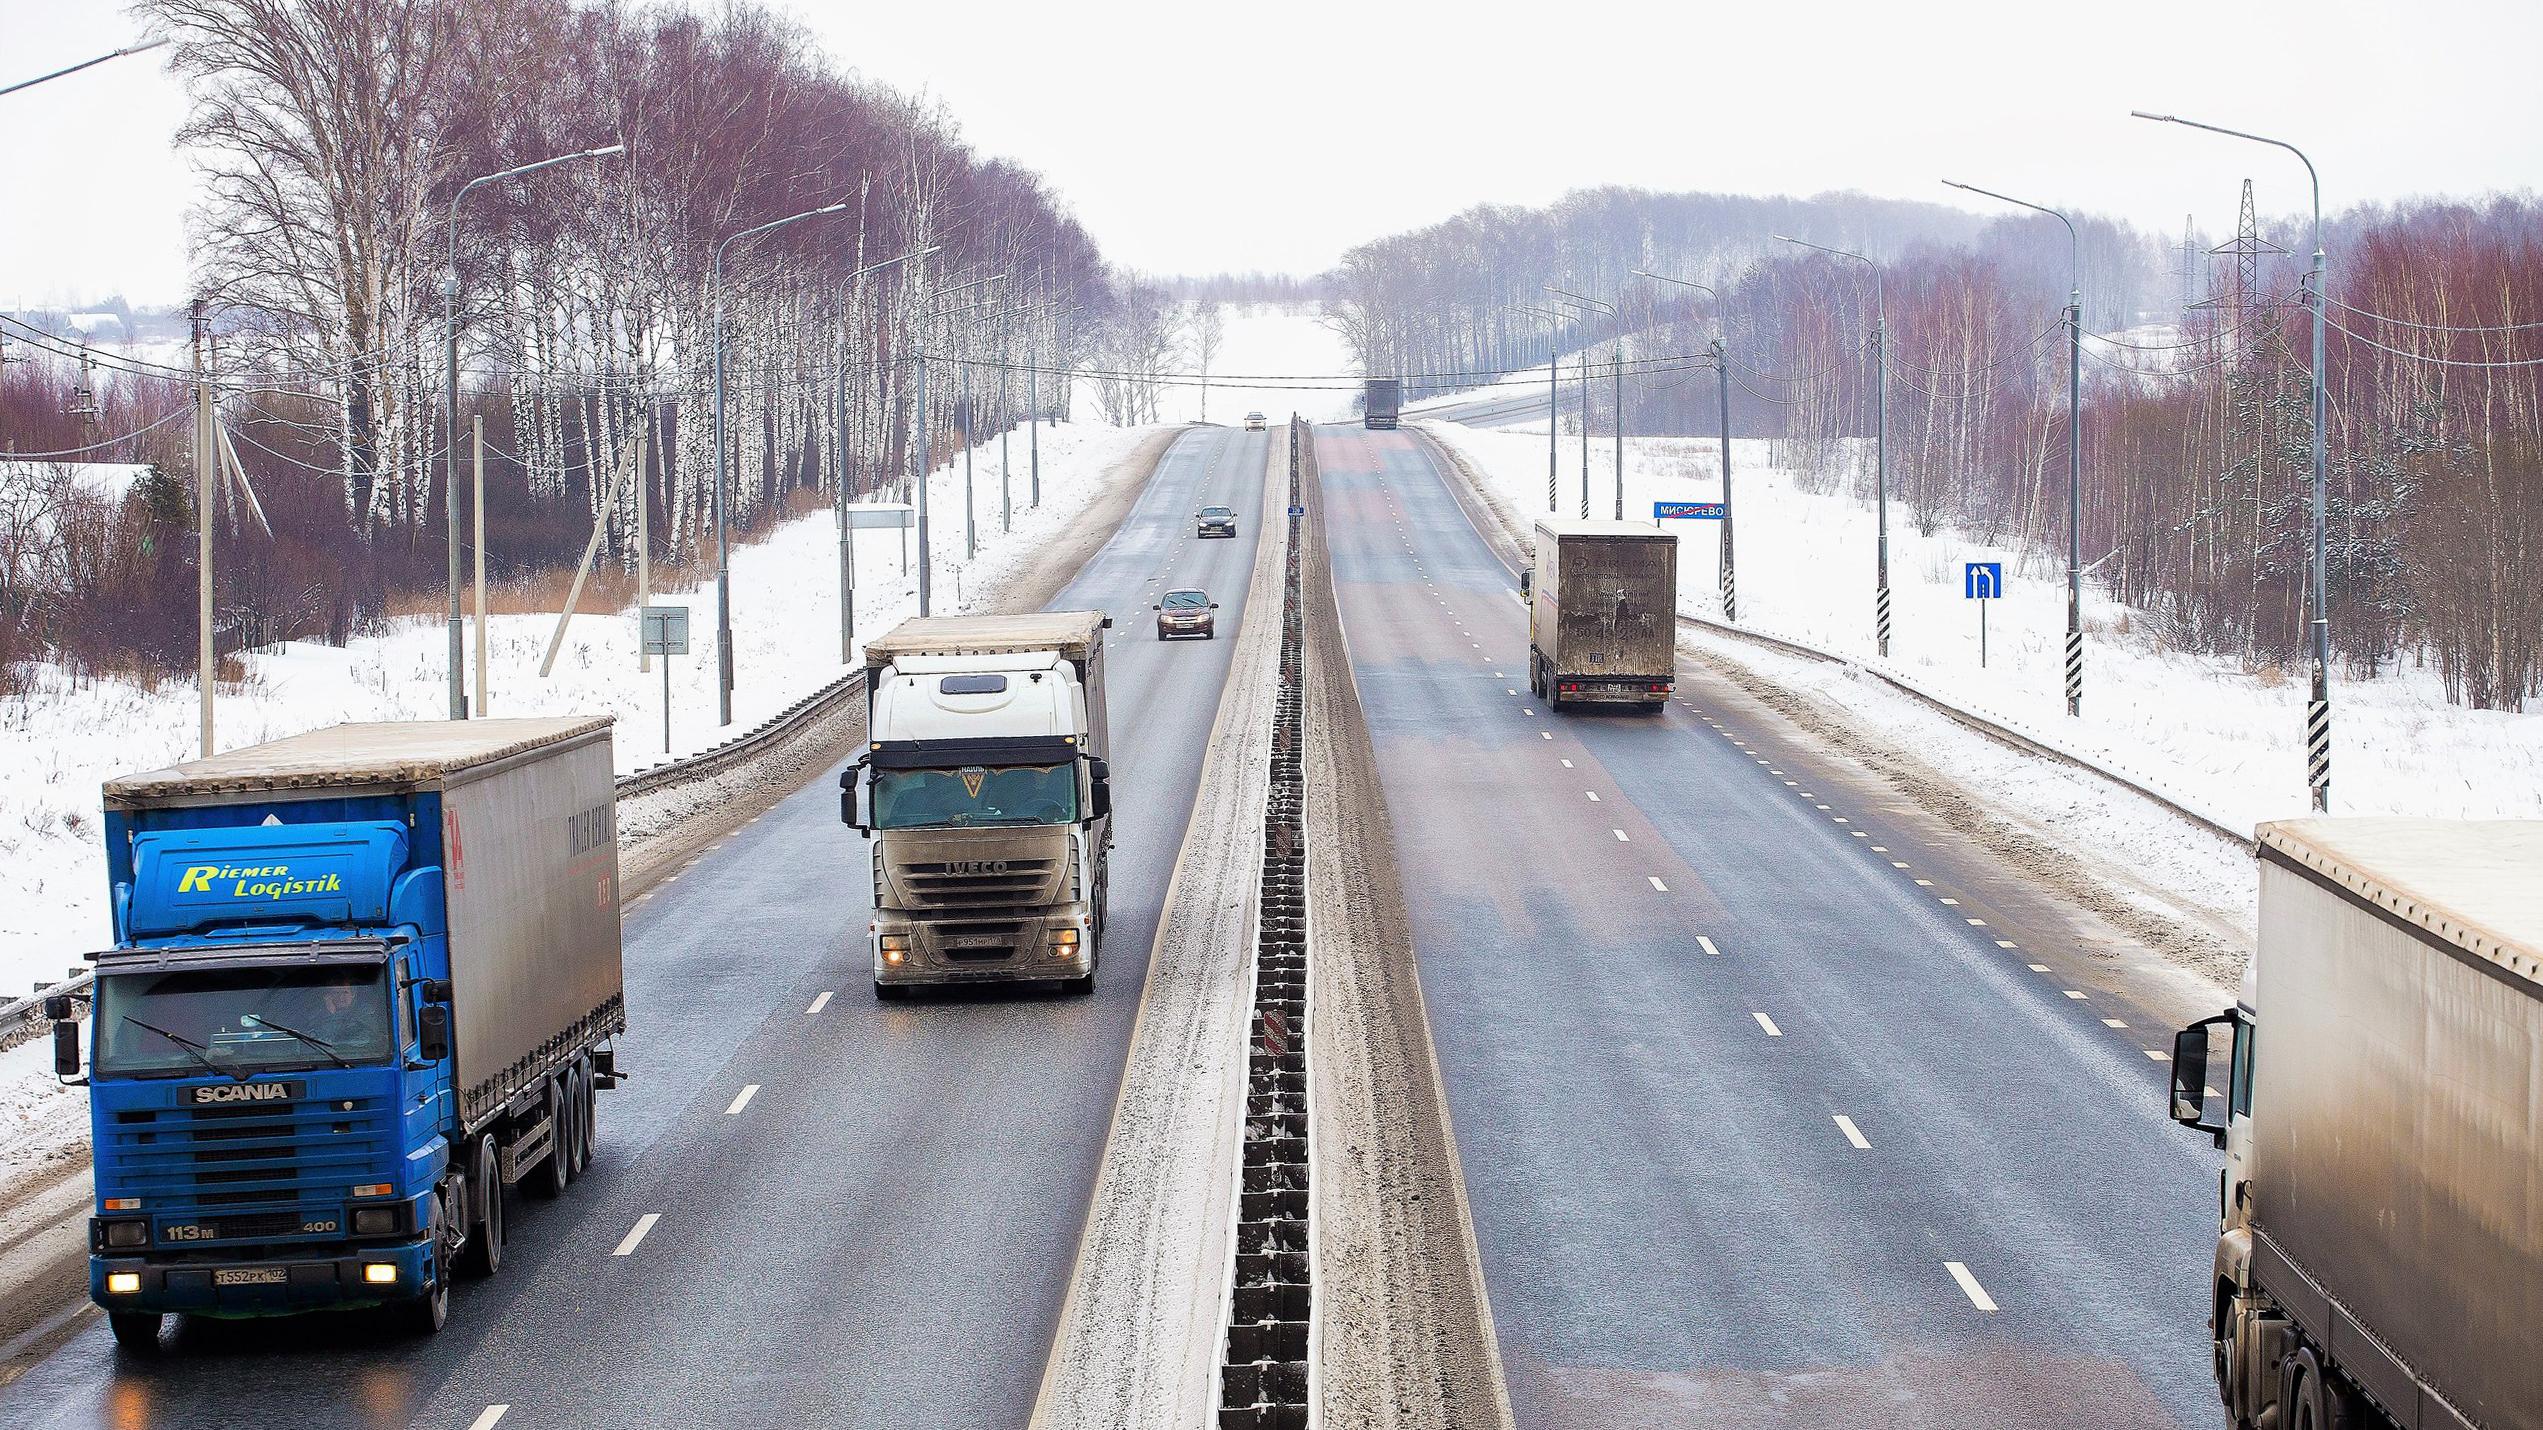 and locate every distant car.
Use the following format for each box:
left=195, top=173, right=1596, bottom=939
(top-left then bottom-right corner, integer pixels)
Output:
left=1244, top=411, right=1267, bottom=431
left=1154, top=589, right=1218, bottom=640
left=1196, top=505, right=1237, bottom=538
